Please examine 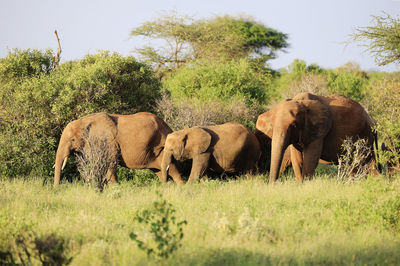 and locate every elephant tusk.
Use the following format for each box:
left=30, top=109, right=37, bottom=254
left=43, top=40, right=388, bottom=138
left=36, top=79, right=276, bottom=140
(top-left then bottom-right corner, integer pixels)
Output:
left=61, top=157, right=68, bottom=170
left=52, top=163, right=55, bottom=169
left=166, top=164, right=170, bottom=172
